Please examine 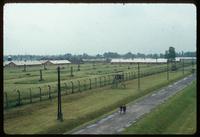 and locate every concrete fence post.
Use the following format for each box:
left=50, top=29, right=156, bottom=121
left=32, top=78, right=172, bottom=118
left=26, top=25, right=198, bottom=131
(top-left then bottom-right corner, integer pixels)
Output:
left=29, top=88, right=32, bottom=103
left=39, top=87, right=42, bottom=101
left=89, top=78, right=92, bottom=89
left=78, top=80, right=81, bottom=92
left=5, top=92, right=8, bottom=108
left=84, top=80, right=87, bottom=90
left=108, top=75, right=111, bottom=84
left=95, top=78, right=97, bottom=88
left=23, top=64, right=26, bottom=72
left=17, top=90, right=21, bottom=106
left=131, top=72, right=133, bottom=79
left=39, top=69, right=43, bottom=81
left=64, top=83, right=68, bottom=95
left=99, top=77, right=101, bottom=87
left=48, top=85, right=52, bottom=99
left=104, top=76, right=106, bottom=86
left=71, top=81, right=74, bottom=93
left=70, top=66, right=74, bottom=77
